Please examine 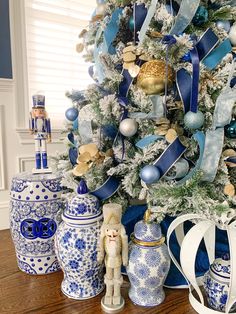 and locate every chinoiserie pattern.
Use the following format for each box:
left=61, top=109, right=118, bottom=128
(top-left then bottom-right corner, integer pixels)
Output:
left=127, top=219, right=170, bottom=307
left=55, top=180, right=104, bottom=300
left=10, top=172, right=65, bottom=275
